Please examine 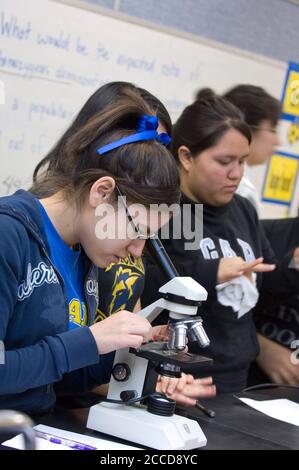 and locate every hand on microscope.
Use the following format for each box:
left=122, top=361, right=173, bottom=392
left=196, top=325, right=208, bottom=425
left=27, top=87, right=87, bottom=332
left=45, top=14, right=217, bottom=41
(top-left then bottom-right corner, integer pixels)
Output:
left=156, top=374, right=216, bottom=406
left=151, top=324, right=170, bottom=342
left=149, top=325, right=216, bottom=406
left=90, top=310, right=152, bottom=354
